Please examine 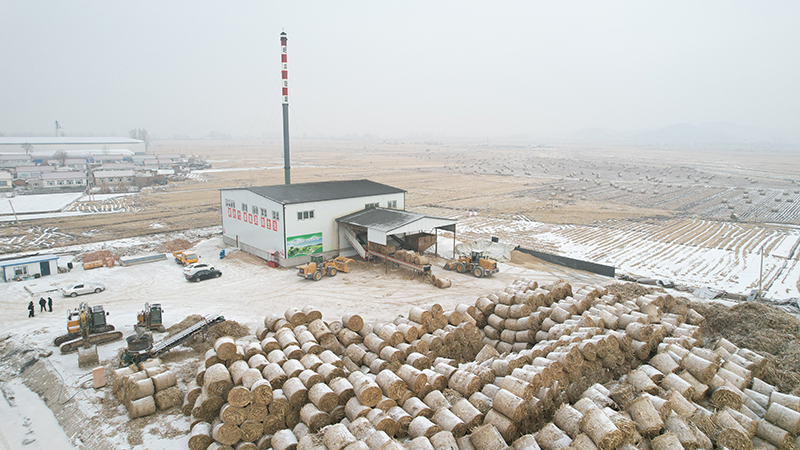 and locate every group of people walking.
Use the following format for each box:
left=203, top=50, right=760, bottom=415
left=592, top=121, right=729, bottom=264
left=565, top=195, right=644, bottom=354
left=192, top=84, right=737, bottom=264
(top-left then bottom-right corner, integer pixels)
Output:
left=27, top=297, right=52, bottom=317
